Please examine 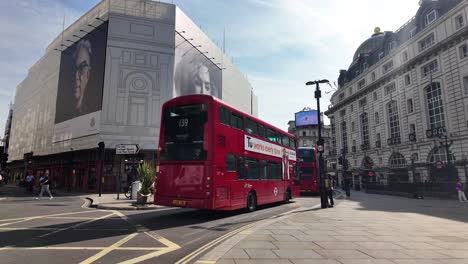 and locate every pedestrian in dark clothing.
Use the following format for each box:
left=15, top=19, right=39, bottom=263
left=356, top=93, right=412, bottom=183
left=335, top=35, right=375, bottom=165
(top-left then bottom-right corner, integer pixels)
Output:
left=325, top=174, right=334, bottom=207
left=25, top=173, right=35, bottom=193
left=344, top=176, right=351, bottom=197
